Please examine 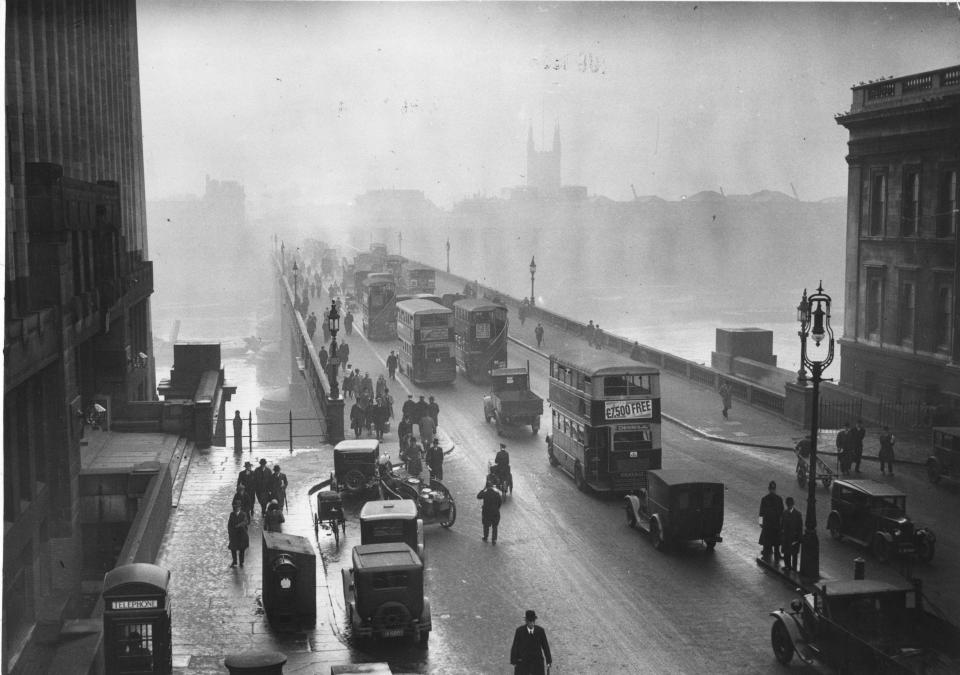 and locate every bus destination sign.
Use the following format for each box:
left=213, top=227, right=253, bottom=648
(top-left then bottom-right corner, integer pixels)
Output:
left=604, top=399, right=652, bottom=421
left=111, top=599, right=158, bottom=610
